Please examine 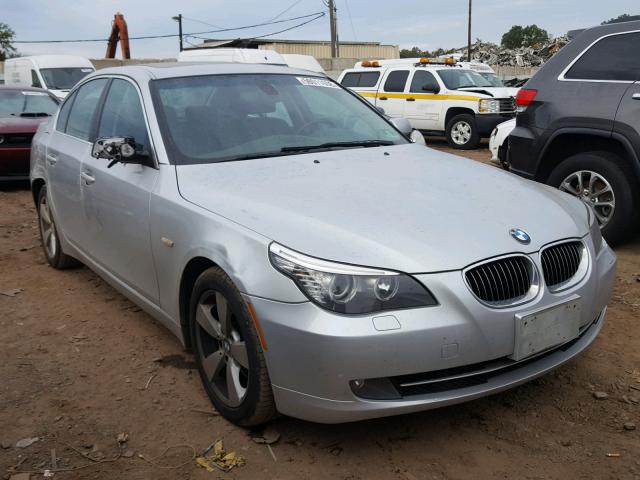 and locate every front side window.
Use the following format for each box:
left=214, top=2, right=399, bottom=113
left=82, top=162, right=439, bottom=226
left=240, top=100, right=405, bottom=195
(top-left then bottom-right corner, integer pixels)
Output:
left=151, top=74, right=407, bottom=165
left=98, top=79, right=149, bottom=153
left=437, top=69, right=493, bottom=89
left=40, top=67, right=95, bottom=90
left=65, top=79, right=108, bottom=141
left=409, top=71, right=440, bottom=93
left=383, top=70, right=409, bottom=92
left=565, top=32, right=640, bottom=81
left=0, top=89, right=59, bottom=117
